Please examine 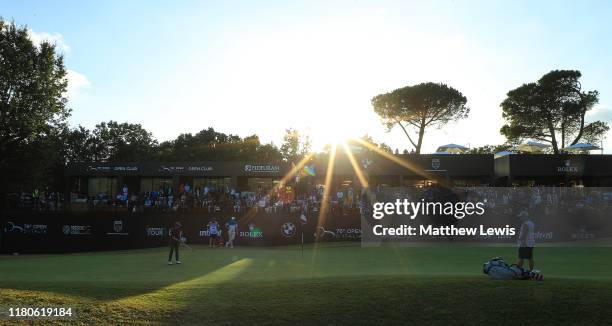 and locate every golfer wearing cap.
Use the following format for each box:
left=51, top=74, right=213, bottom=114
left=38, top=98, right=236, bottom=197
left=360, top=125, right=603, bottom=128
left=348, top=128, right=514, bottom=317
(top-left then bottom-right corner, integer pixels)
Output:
left=517, top=209, right=535, bottom=271
left=226, top=216, right=237, bottom=248
left=168, top=221, right=183, bottom=265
